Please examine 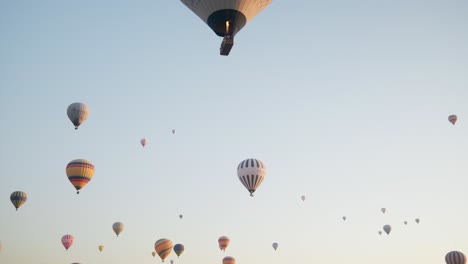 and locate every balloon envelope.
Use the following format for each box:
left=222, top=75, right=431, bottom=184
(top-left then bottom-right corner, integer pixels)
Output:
left=301, top=195, right=306, bottom=201
left=10, top=191, right=27, bottom=211
left=415, top=218, right=420, bottom=224
left=342, top=216, right=346, bottom=221
left=272, top=242, right=278, bottom=251
left=112, top=222, right=124, bottom=237
left=140, top=138, right=148, bottom=147
left=61, top=234, right=74, bottom=250
left=218, top=236, right=230, bottom=251
left=174, top=244, right=184, bottom=257
left=445, top=251, right=466, bottom=264
left=152, top=251, right=156, bottom=257
left=179, top=214, right=183, bottom=219
left=98, top=245, right=104, bottom=252
left=66, top=159, right=95, bottom=194
left=237, top=158, right=266, bottom=196
left=383, top=224, right=392, bottom=235
left=378, top=231, right=382, bottom=235
left=155, top=238, right=173, bottom=262
left=223, top=256, right=236, bottom=264
left=67, top=102, right=89, bottom=129
left=449, top=115, right=458, bottom=125
left=381, top=208, right=386, bottom=214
